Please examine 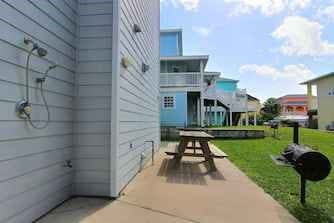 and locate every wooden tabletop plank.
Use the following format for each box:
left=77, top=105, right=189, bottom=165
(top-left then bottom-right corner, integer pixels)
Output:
left=179, top=131, right=214, bottom=139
